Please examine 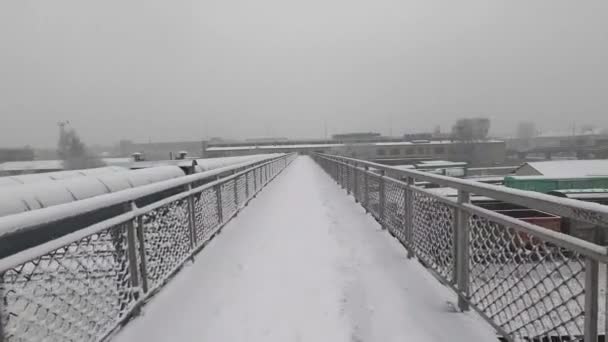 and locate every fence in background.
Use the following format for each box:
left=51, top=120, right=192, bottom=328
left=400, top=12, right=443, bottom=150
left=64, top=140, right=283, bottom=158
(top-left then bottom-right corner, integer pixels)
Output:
left=314, top=153, right=608, bottom=342
left=0, top=153, right=296, bottom=342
